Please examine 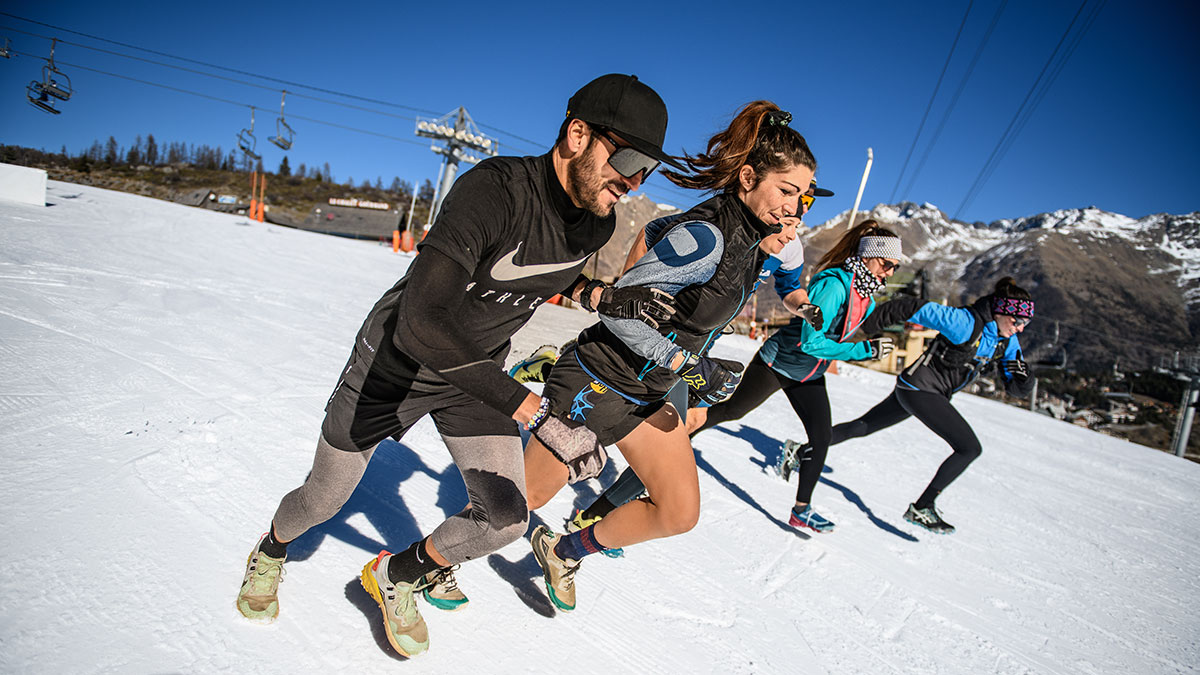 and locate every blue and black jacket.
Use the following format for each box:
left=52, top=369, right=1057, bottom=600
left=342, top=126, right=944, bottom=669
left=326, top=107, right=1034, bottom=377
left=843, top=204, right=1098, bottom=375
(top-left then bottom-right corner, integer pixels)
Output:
left=758, top=266, right=877, bottom=382
left=860, top=295, right=1034, bottom=399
